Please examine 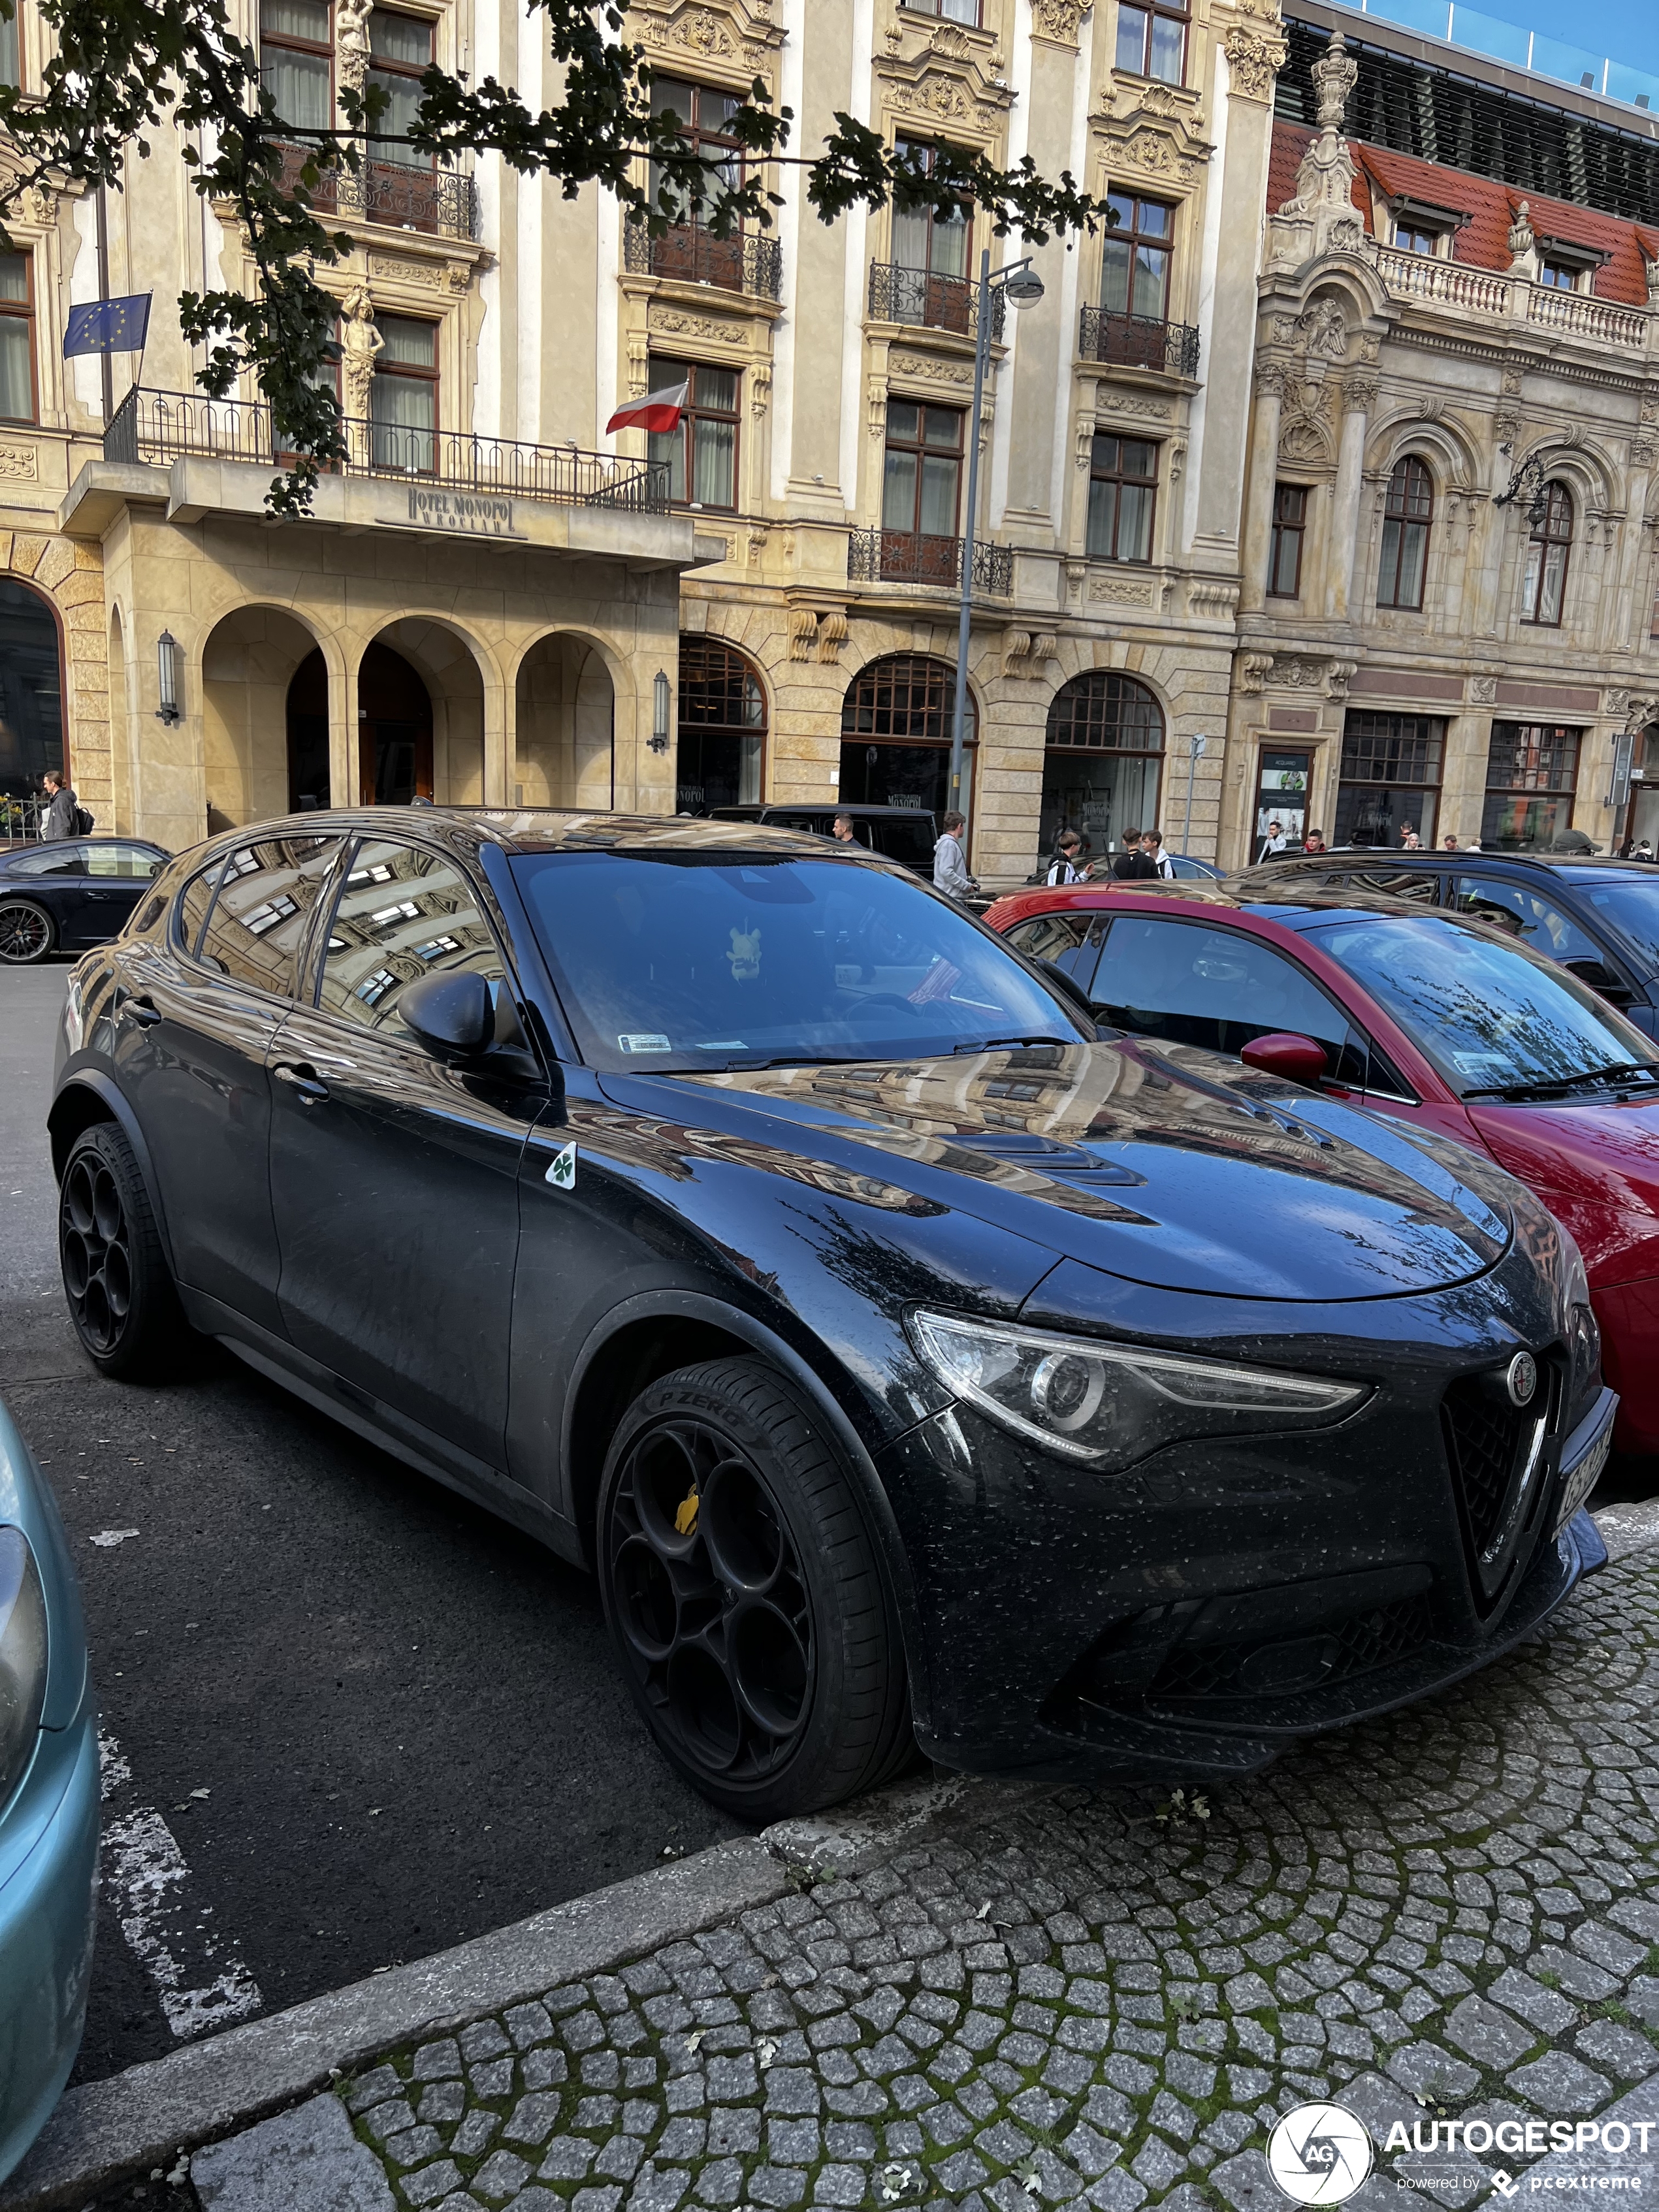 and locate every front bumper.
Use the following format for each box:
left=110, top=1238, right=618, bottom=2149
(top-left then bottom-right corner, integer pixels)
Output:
left=0, top=1708, right=99, bottom=2185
